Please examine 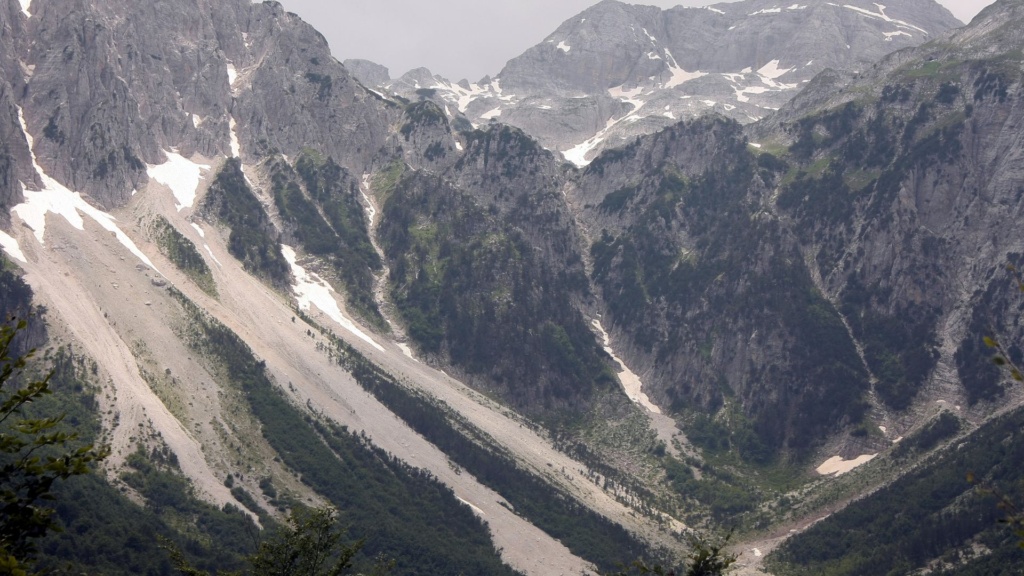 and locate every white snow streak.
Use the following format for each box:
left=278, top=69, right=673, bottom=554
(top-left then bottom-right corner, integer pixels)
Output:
left=706, top=6, right=725, bottom=14
left=359, top=175, right=376, bottom=223
left=592, top=319, right=662, bottom=414
left=884, top=30, right=912, bottom=40
left=229, top=118, right=241, bottom=158
left=18, top=0, right=30, bottom=17
left=13, top=106, right=158, bottom=271
left=226, top=62, right=238, bottom=87
left=146, top=151, right=211, bottom=212
left=0, top=230, right=26, bottom=263
left=749, top=7, right=782, bottom=15
left=842, top=3, right=927, bottom=34
left=557, top=41, right=571, bottom=53
left=204, top=245, right=223, bottom=268
left=480, top=107, right=503, bottom=120
left=281, top=245, right=384, bottom=352
left=189, top=223, right=221, bottom=267
left=457, top=497, right=485, bottom=517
